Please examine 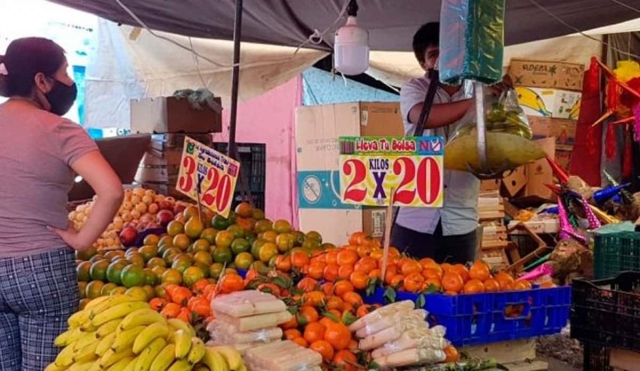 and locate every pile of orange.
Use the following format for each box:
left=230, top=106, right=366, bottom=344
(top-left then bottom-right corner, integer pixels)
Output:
left=148, top=279, right=217, bottom=324
left=282, top=231, right=558, bottom=297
